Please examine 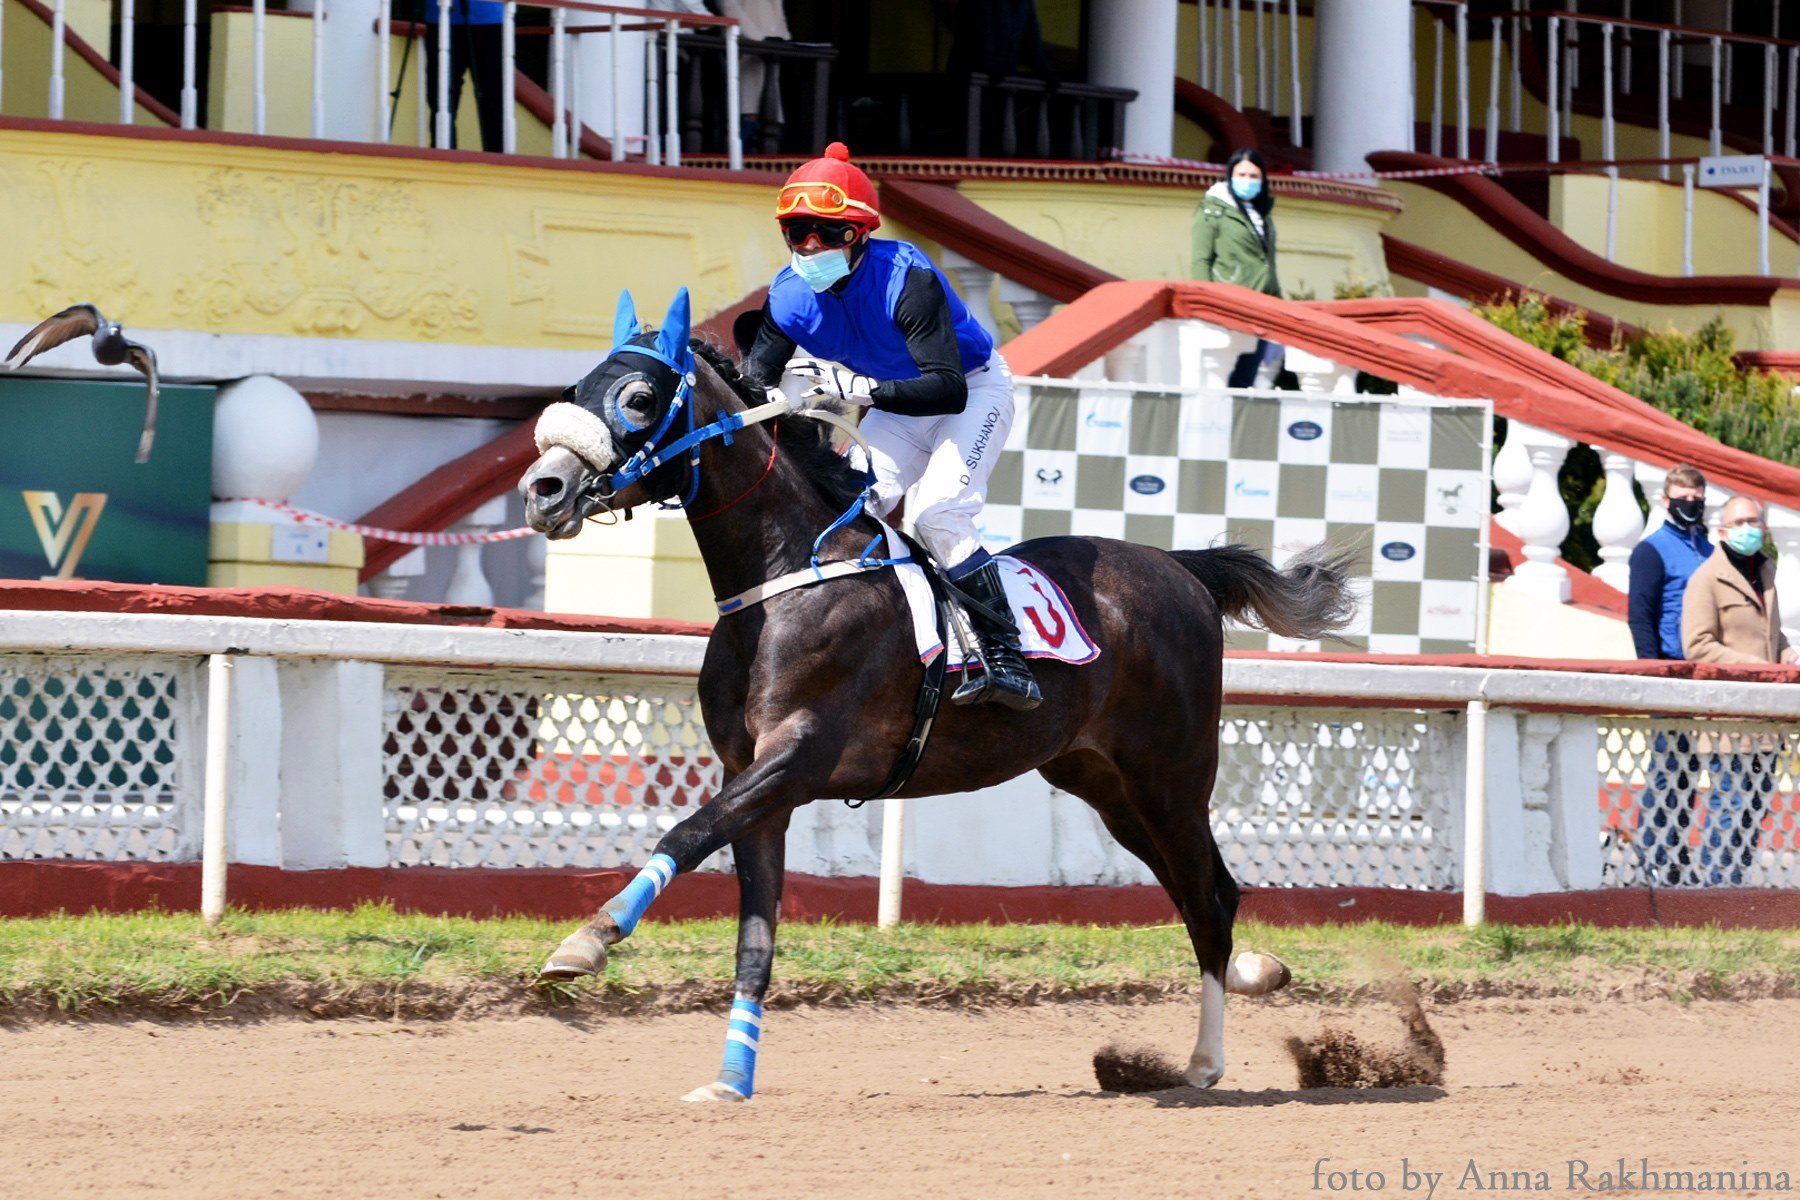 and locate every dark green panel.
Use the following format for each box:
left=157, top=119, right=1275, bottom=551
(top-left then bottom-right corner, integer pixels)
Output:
left=1027, top=387, right=1078, bottom=451
left=0, top=379, right=215, bottom=585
